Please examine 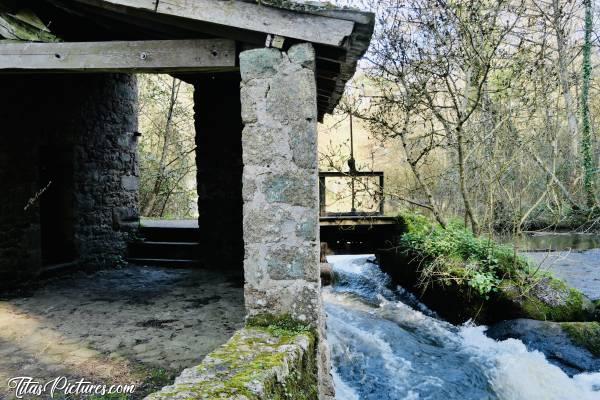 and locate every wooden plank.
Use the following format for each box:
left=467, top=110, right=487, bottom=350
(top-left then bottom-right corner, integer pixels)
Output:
left=0, top=12, right=60, bottom=42
left=71, top=0, right=355, bottom=47
left=0, top=38, right=236, bottom=72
